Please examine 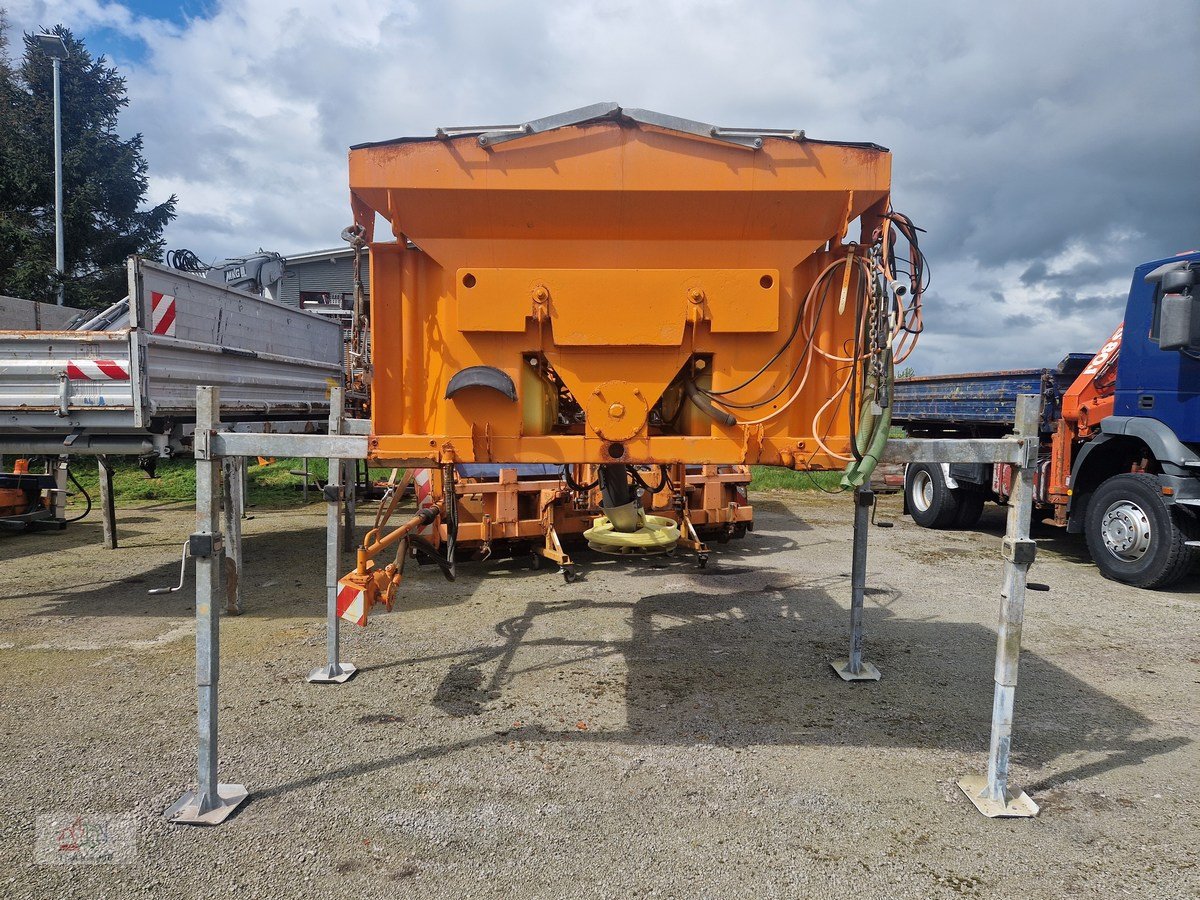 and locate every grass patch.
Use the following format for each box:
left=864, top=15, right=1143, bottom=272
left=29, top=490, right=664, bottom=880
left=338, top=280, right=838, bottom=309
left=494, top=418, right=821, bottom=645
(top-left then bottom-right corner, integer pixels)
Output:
left=749, top=466, right=846, bottom=493
left=54, top=457, right=845, bottom=512
left=62, top=457, right=396, bottom=511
